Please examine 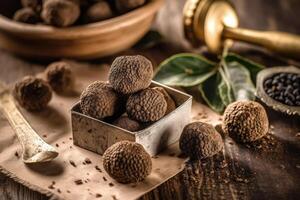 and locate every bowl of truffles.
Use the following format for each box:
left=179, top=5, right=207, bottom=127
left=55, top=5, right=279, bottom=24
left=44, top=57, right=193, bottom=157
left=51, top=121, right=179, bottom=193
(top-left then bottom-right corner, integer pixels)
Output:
left=0, top=0, right=164, bottom=60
